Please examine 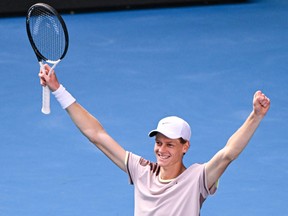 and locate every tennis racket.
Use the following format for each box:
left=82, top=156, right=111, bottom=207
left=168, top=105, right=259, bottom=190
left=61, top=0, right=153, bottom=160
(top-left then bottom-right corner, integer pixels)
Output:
left=26, top=3, right=69, bottom=114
